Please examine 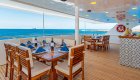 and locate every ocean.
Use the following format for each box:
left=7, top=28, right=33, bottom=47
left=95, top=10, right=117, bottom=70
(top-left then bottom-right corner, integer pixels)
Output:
left=0, top=29, right=107, bottom=40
